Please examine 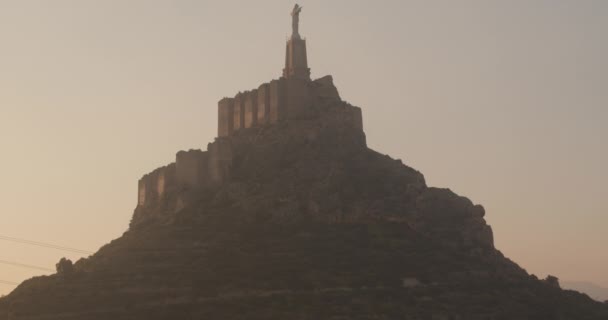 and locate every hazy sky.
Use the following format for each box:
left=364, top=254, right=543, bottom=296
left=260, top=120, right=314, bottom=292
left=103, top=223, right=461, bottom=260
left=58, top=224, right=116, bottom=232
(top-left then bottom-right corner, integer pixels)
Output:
left=0, top=0, right=606, bottom=296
